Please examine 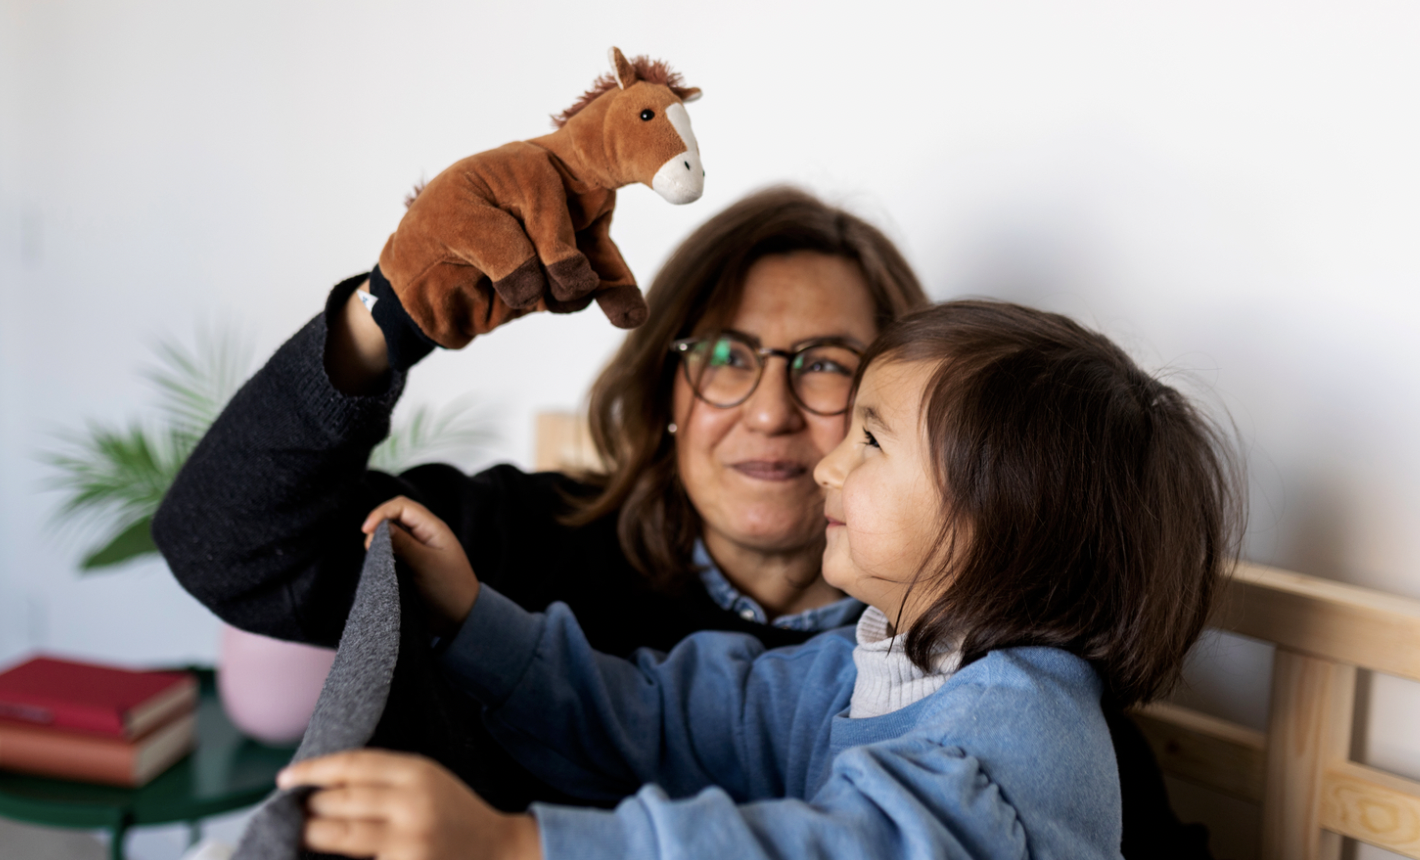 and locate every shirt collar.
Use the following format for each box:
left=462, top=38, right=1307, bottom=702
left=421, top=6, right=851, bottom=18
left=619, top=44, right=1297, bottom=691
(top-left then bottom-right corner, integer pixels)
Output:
left=693, top=541, right=864, bottom=632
